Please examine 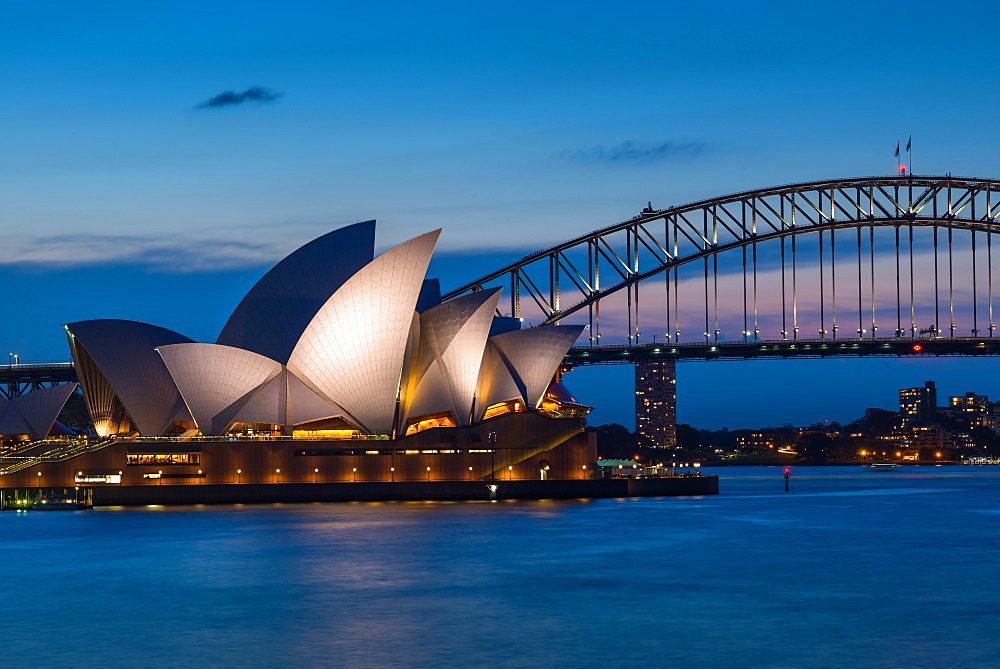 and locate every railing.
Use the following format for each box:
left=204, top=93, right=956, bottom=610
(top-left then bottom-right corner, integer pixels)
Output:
left=129, top=434, right=391, bottom=443
left=0, top=438, right=117, bottom=476
left=572, top=335, right=993, bottom=350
